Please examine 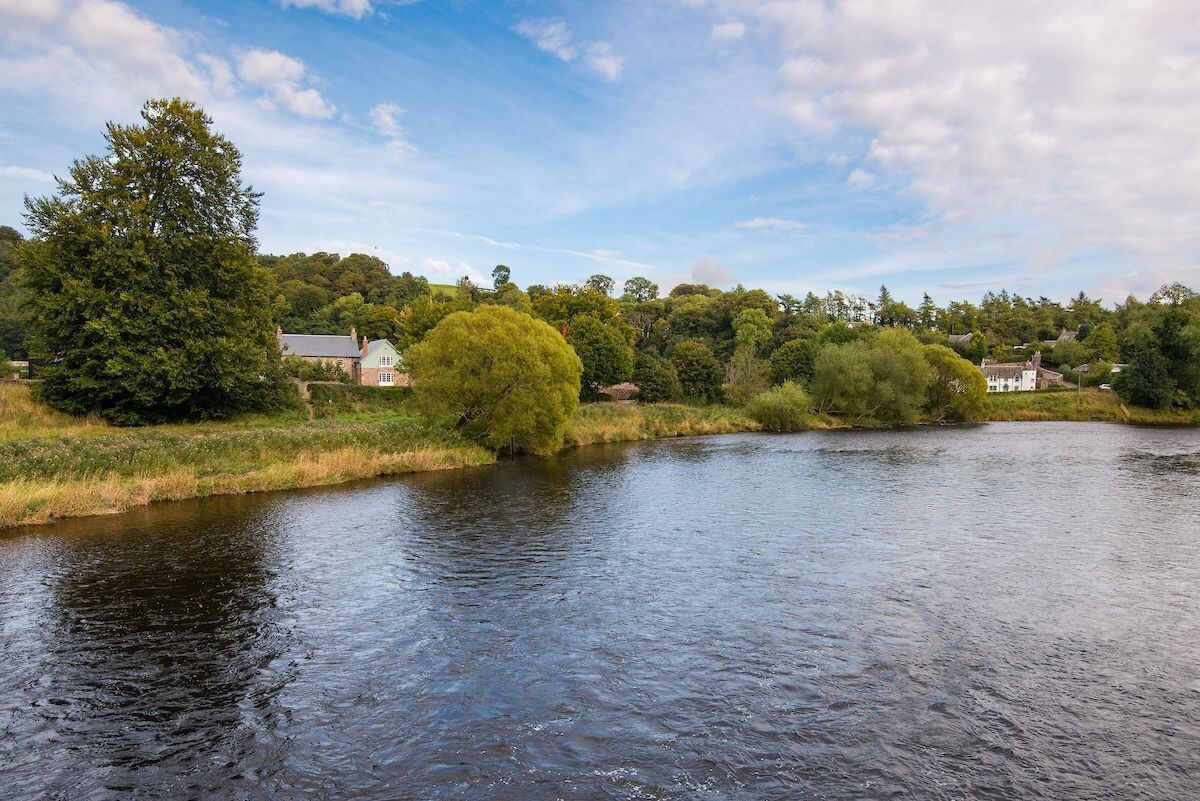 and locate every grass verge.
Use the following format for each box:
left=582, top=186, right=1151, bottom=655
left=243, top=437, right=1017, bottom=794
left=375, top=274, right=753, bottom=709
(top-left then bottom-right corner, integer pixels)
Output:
left=985, top=387, right=1200, bottom=425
